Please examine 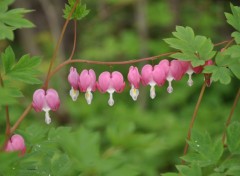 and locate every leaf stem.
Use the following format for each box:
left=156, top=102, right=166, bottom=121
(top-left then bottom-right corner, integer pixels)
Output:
left=10, top=104, right=32, bottom=134
left=182, top=83, right=206, bottom=163
left=43, top=0, right=80, bottom=90
left=68, top=20, right=77, bottom=60
left=49, top=52, right=176, bottom=78
left=0, top=75, right=11, bottom=135
left=222, top=88, right=240, bottom=145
